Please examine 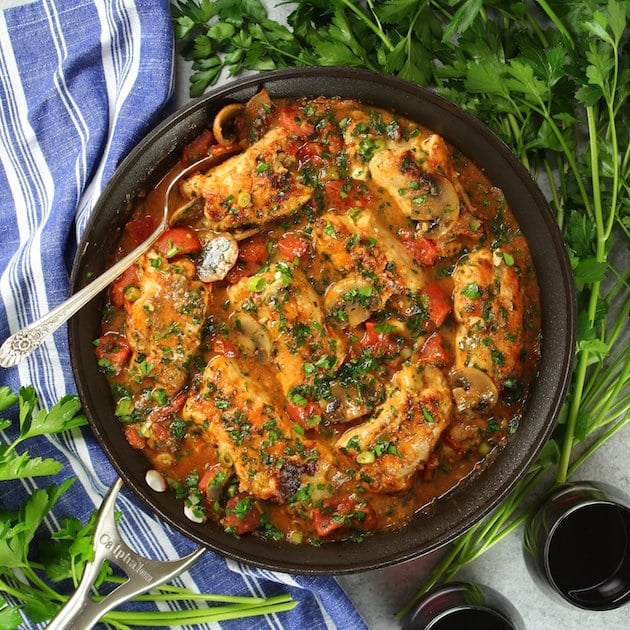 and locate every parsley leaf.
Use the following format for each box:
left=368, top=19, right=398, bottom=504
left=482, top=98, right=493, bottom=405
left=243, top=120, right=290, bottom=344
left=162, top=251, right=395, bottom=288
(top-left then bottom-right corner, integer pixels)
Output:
left=0, top=388, right=86, bottom=481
